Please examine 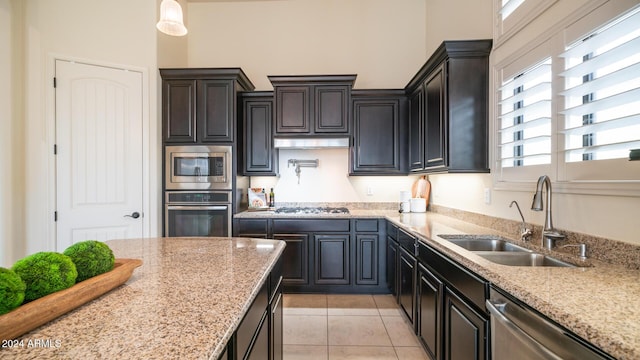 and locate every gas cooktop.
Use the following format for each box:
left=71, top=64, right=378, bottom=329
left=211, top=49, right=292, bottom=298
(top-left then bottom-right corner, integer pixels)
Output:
left=274, top=207, right=350, bottom=215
